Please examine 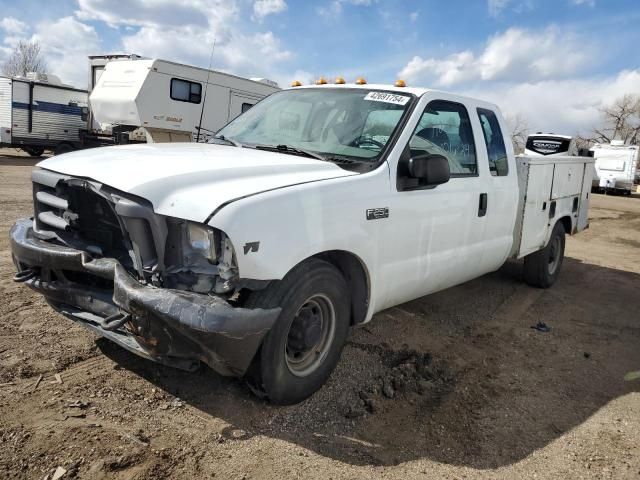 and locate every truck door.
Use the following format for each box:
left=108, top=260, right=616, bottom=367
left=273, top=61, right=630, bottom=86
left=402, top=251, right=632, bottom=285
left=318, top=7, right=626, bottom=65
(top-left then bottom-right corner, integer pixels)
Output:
left=380, top=98, right=489, bottom=308
left=475, top=108, right=520, bottom=268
